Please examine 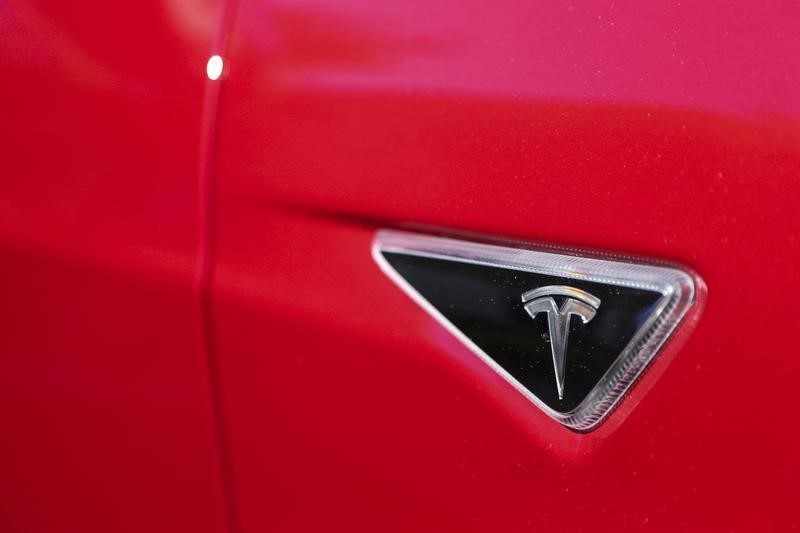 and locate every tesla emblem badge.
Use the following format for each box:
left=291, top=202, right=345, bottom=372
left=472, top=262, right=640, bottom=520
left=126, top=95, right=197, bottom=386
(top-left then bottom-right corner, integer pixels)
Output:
left=372, top=229, right=703, bottom=430
left=522, top=286, right=601, bottom=400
